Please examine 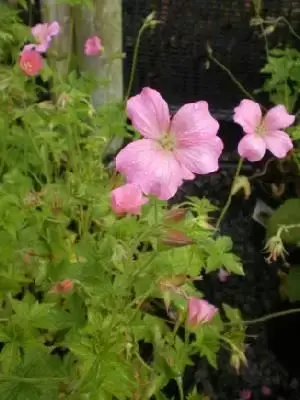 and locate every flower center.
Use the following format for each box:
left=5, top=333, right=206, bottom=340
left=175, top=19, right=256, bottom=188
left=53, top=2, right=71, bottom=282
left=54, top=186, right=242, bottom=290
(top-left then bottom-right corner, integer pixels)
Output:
left=255, top=123, right=265, bottom=136
left=159, top=132, right=176, bottom=151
